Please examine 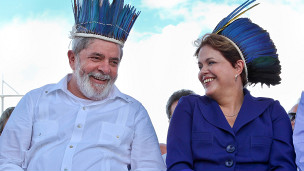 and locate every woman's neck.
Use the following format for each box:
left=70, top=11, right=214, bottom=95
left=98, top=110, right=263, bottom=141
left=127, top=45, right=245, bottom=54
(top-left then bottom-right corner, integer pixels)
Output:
left=215, top=87, right=244, bottom=127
